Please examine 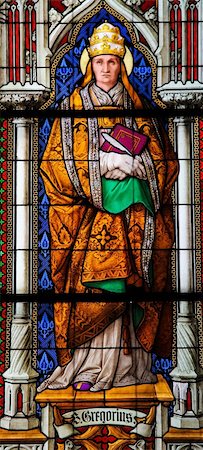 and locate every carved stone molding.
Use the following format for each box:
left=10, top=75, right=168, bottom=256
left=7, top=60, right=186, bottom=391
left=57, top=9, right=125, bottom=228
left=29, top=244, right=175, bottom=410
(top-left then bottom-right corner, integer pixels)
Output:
left=62, top=0, right=83, bottom=11
left=144, top=6, right=157, bottom=20
left=49, top=8, right=62, bottom=32
left=124, top=0, right=144, bottom=6
left=0, top=446, right=44, bottom=450
left=157, top=82, right=203, bottom=108
left=159, top=91, right=203, bottom=108
left=1, top=303, right=39, bottom=430
left=170, top=301, right=203, bottom=428
left=15, top=0, right=27, bottom=9
left=167, top=445, right=203, bottom=450
left=143, top=6, right=157, bottom=31
left=168, top=0, right=200, bottom=9
left=60, top=0, right=148, bottom=14
left=0, top=83, right=50, bottom=110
